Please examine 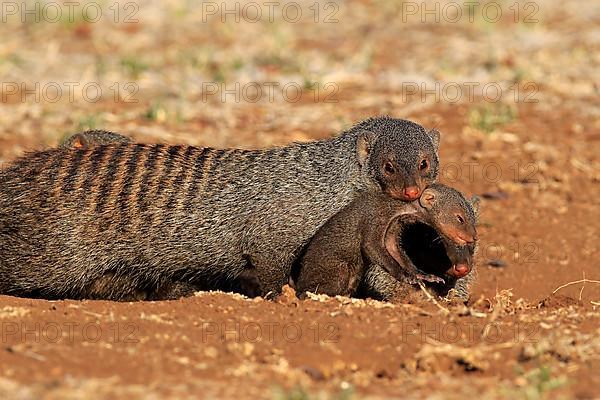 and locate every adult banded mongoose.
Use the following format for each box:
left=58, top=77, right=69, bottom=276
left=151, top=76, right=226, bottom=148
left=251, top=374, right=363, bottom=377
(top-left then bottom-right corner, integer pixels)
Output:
left=360, top=186, right=479, bottom=302
left=60, top=130, right=200, bottom=300
left=294, top=183, right=479, bottom=298
left=0, top=117, right=440, bottom=300
left=61, top=130, right=131, bottom=149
